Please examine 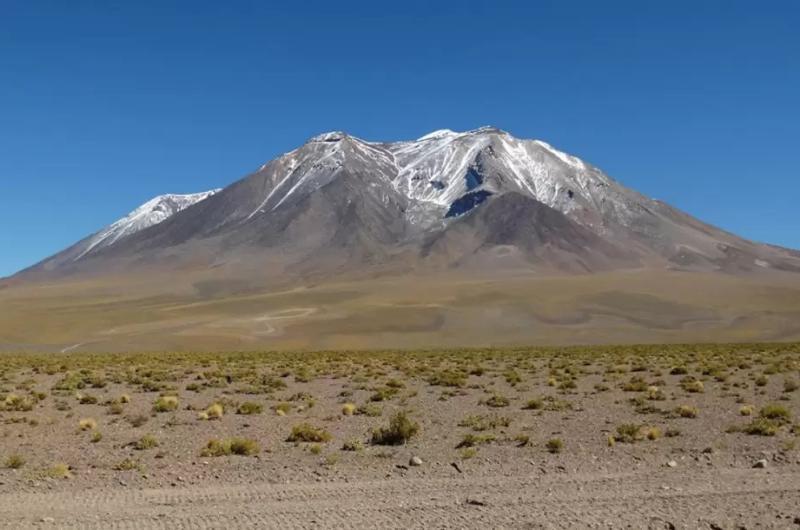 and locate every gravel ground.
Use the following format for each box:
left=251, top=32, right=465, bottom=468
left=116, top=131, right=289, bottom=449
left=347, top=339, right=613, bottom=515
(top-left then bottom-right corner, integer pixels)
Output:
left=1, top=347, right=798, bottom=528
